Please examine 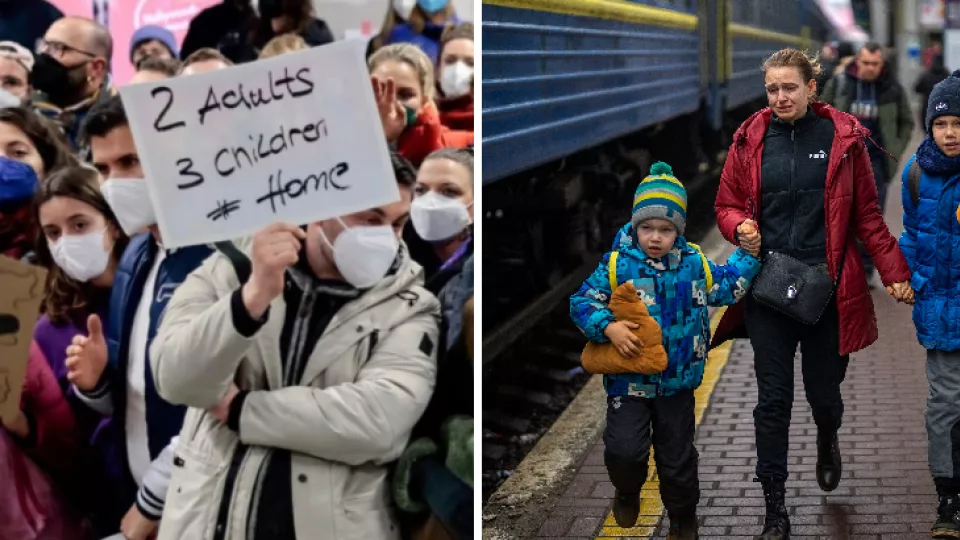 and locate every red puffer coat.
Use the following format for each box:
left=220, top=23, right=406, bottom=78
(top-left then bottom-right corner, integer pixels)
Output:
left=712, top=103, right=910, bottom=356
